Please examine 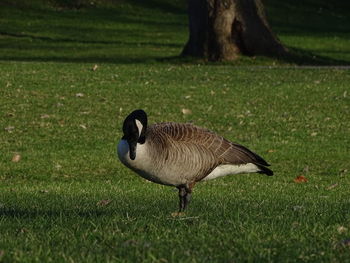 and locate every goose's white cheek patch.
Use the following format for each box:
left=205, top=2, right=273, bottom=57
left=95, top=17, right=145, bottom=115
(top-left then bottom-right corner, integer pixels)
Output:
left=135, top=119, right=143, bottom=137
